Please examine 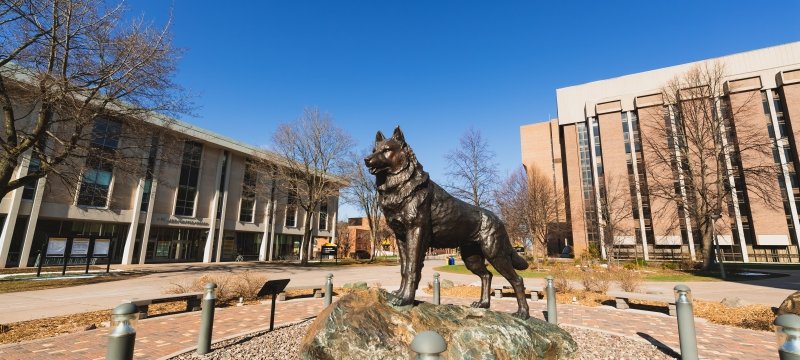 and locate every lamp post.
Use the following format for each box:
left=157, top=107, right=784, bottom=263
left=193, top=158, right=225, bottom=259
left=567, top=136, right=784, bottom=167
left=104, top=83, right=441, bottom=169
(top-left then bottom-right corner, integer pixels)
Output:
left=709, top=213, right=726, bottom=280
left=674, top=285, right=698, bottom=360
left=106, top=303, right=139, bottom=360
left=775, top=314, right=800, bottom=360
